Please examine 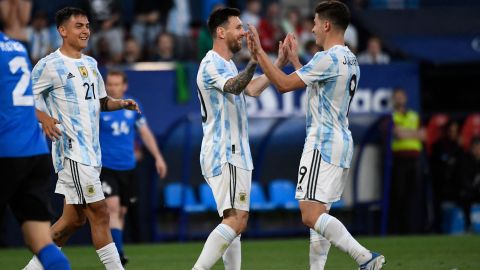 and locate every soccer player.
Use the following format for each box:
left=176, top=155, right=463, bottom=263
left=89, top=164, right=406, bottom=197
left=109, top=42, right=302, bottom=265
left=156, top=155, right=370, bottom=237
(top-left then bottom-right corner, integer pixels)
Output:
left=0, top=31, right=71, bottom=270
left=247, top=1, right=386, bottom=270
left=24, top=7, right=139, bottom=270
left=100, top=70, right=168, bottom=265
left=192, top=7, right=288, bottom=270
